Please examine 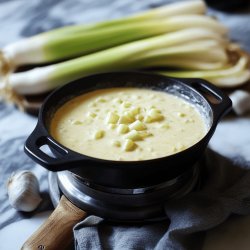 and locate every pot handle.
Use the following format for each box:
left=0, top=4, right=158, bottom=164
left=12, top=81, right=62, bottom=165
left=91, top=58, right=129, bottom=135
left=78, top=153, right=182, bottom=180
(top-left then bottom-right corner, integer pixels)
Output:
left=21, top=195, right=87, bottom=250
left=185, top=78, right=232, bottom=121
left=25, top=125, right=83, bottom=171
